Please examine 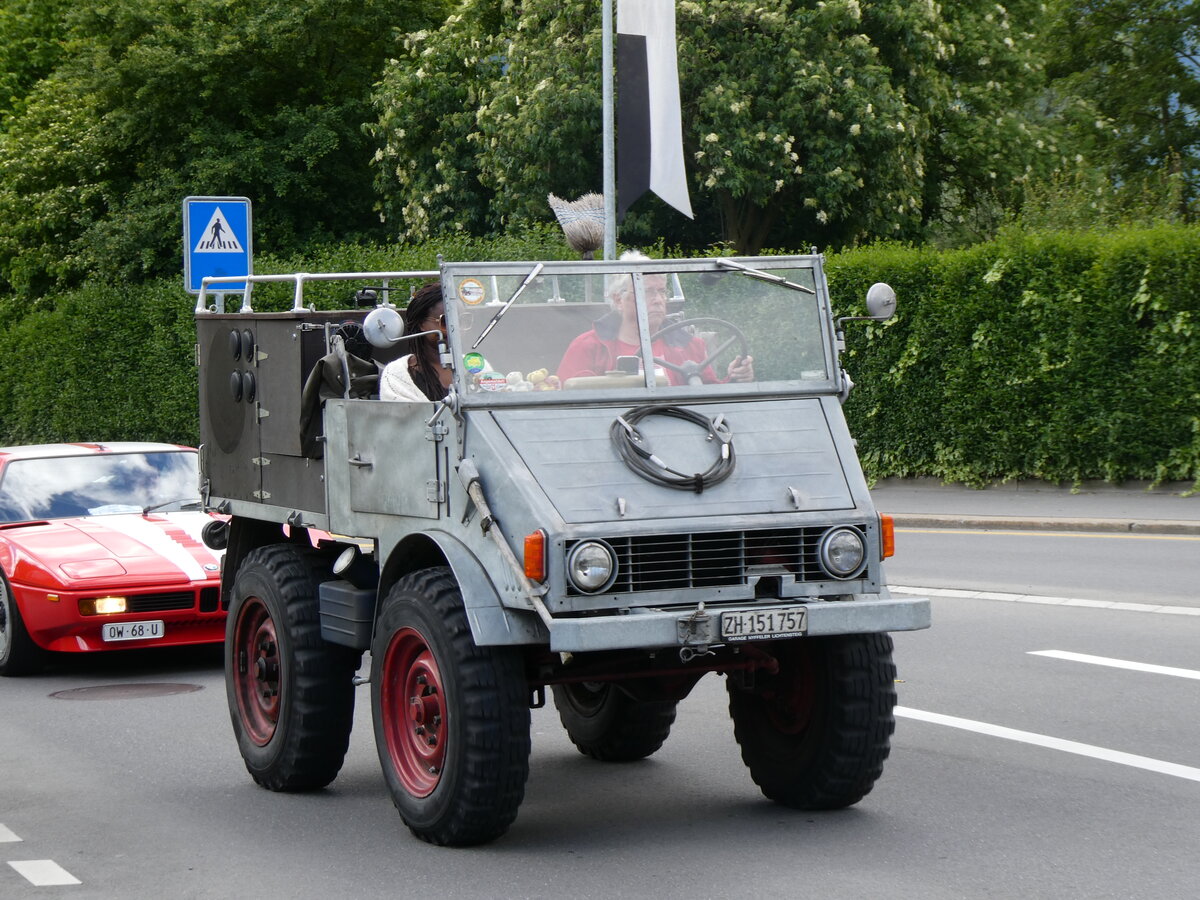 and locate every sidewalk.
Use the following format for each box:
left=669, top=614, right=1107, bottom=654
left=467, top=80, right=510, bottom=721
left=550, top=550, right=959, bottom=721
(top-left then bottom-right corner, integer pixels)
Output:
left=869, top=477, right=1200, bottom=535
